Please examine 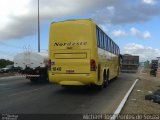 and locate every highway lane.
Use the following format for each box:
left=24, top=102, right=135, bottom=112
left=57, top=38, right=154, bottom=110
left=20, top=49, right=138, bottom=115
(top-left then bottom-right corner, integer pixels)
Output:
left=0, top=73, right=137, bottom=114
